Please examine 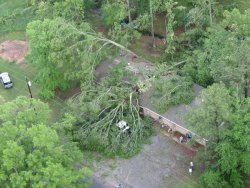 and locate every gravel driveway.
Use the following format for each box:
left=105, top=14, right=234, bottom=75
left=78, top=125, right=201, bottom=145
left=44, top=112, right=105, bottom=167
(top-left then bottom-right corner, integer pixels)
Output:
left=92, top=128, right=197, bottom=188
